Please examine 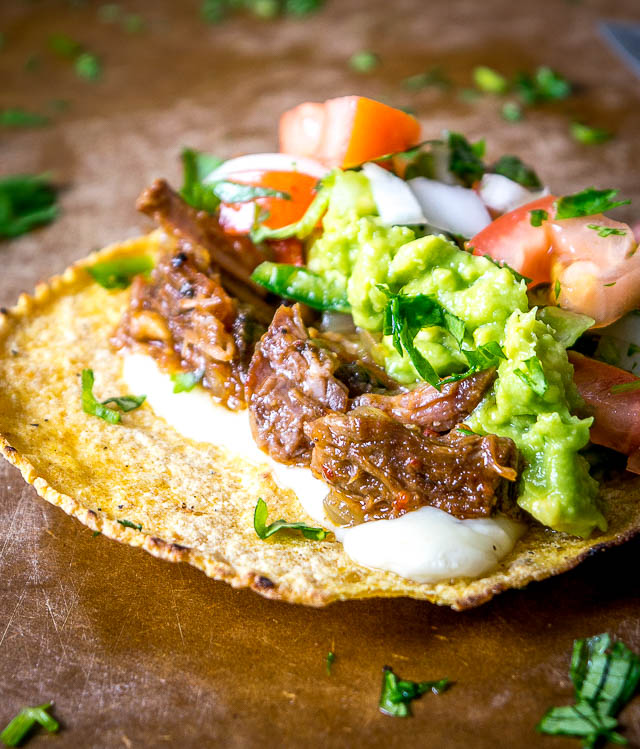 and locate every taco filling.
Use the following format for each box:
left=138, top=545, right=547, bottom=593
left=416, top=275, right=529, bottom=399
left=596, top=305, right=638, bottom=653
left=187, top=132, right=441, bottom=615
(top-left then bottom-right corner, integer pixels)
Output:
left=104, top=95, right=640, bottom=585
